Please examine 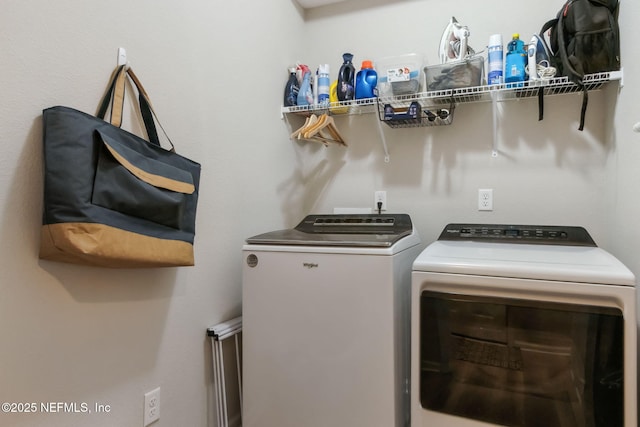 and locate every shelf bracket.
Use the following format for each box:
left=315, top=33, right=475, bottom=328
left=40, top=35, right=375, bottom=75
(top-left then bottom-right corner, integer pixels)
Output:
left=618, top=67, right=624, bottom=90
left=376, top=117, right=390, bottom=163
left=491, top=90, right=499, bottom=157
